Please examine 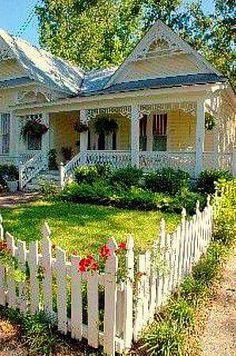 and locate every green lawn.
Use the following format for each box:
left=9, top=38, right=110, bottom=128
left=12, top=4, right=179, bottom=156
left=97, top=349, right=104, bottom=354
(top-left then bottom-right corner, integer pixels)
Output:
left=1, top=200, right=180, bottom=256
